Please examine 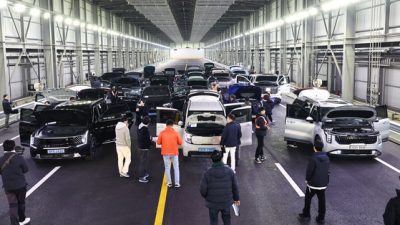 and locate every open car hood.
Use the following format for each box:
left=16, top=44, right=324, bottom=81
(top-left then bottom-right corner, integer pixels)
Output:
left=322, top=106, right=376, bottom=122
left=228, top=85, right=261, bottom=101
left=77, top=88, right=108, bottom=100
left=186, top=113, right=226, bottom=126
left=35, top=109, right=88, bottom=125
